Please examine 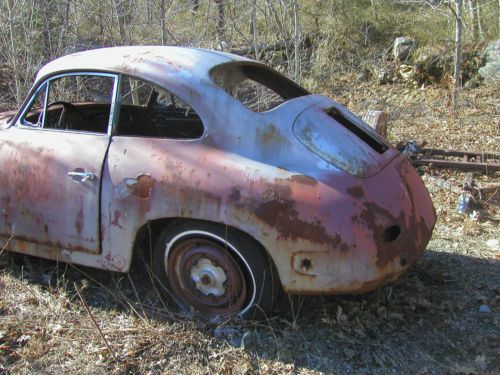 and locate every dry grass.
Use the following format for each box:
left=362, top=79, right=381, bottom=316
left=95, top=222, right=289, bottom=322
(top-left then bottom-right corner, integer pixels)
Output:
left=1, top=82, right=499, bottom=374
